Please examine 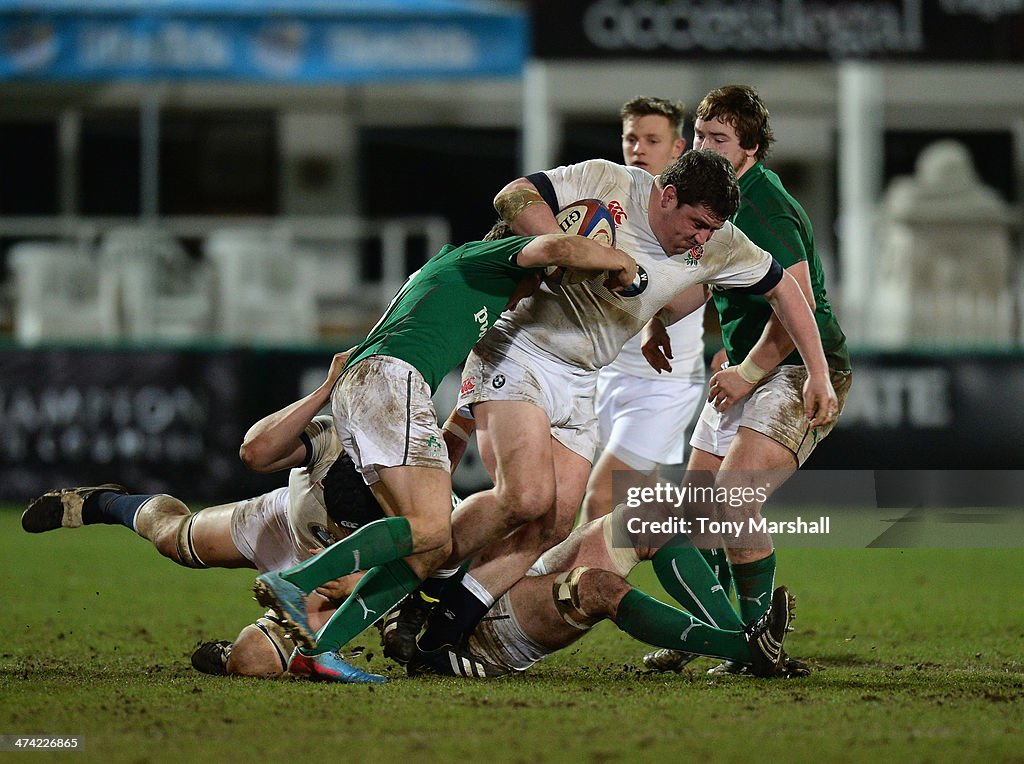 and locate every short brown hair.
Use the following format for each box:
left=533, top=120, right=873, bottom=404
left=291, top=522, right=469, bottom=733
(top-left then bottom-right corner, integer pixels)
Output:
left=659, top=150, right=740, bottom=222
left=620, top=96, right=686, bottom=139
left=695, top=85, right=774, bottom=162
